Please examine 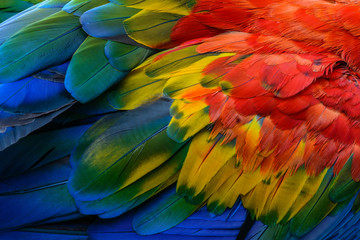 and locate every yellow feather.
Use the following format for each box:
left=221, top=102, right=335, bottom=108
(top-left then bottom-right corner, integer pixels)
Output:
left=121, top=0, right=192, bottom=15
left=262, top=169, right=309, bottom=223
left=242, top=175, right=280, bottom=218
left=128, top=146, right=188, bottom=200
left=202, top=157, right=239, bottom=200
left=208, top=168, right=263, bottom=213
left=163, top=72, right=204, bottom=98
left=240, top=118, right=263, bottom=171
left=177, top=130, right=236, bottom=200
left=107, top=67, right=167, bottom=110
left=167, top=108, right=210, bottom=142
left=285, top=169, right=329, bottom=221
left=124, top=10, right=182, bottom=48
left=170, top=99, right=208, bottom=119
